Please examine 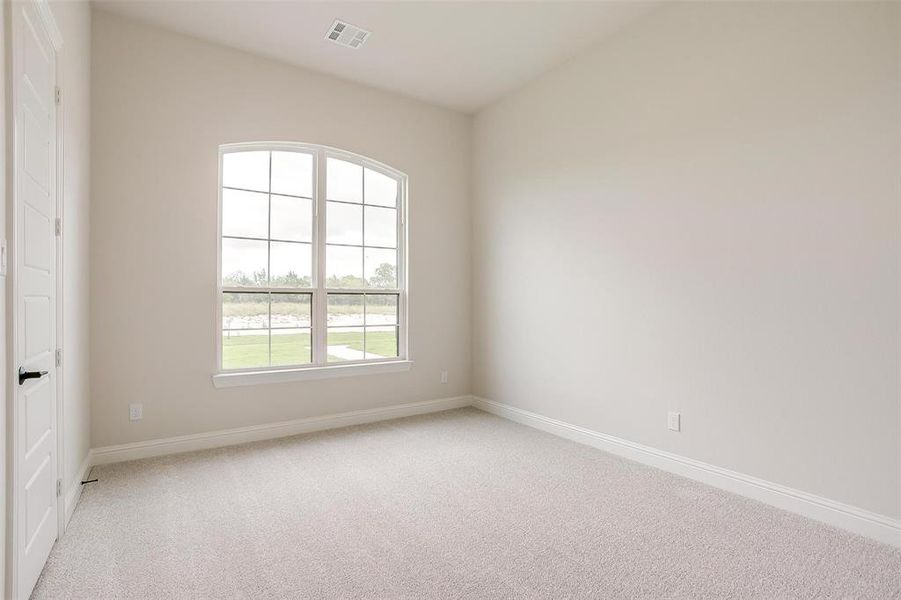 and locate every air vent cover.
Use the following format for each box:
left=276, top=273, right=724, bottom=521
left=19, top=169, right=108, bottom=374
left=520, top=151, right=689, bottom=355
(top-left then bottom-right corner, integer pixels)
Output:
left=325, top=20, right=371, bottom=49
